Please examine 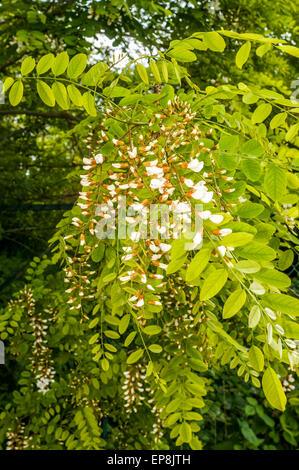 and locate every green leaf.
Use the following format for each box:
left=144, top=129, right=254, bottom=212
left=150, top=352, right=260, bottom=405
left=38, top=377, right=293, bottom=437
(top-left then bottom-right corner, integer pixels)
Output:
left=237, top=202, right=264, bottom=219
left=285, top=123, right=299, bottom=142
left=36, top=53, right=55, bottom=75
left=256, top=43, right=272, bottom=57
left=127, top=349, right=144, bottom=364
left=136, top=63, right=149, bottom=84
left=52, top=82, right=69, bottom=110
left=167, top=47, right=197, bottom=62
left=148, top=344, right=162, bottom=353
left=248, top=306, right=261, bottom=328
left=276, top=45, right=299, bottom=58
left=281, top=319, right=299, bottom=340
left=186, top=248, right=211, bottom=282
left=219, top=134, right=239, bottom=151
left=21, top=57, right=35, bottom=76
left=252, top=103, right=272, bottom=124
left=9, top=80, right=23, bottom=106
left=254, top=223, right=276, bottom=241
left=249, top=345, right=264, bottom=371
left=278, top=250, right=294, bottom=271
left=221, top=232, right=254, bottom=247
left=37, top=80, right=55, bottom=107
left=161, top=61, right=168, bottom=82
left=124, top=331, right=137, bottom=347
left=82, top=92, right=97, bottom=116
left=101, top=358, right=109, bottom=371
left=200, top=269, right=228, bottom=301
left=270, top=112, right=287, bottom=129
left=264, top=164, right=286, bottom=201
left=102, top=272, right=116, bottom=284
left=91, top=244, right=105, bottom=262
left=262, top=367, right=286, bottom=411
left=185, top=411, right=203, bottom=421
left=179, top=421, right=192, bottom=443
left=118, top=315, right=130, bottom=335
left=262, top=293, right=299, bottom=316
left=172, top=62, right=181, bottom=85
left=89, top=317, right=99, bottom=329
left=104, top=330, right=120, bottom=339
left=52, top=51, right=69, bottom=76
left=3, top=77, right=14, bottom=92
left=223, top=289, right=246, bottom=319
left=253, top=269, right=291, bottom=289
left=66, top=85, right=82, bottom=108
left=166, top=256, right=187, bottom=275
left=67, top=53, right=87, bottom=79
left=103, top=86, right=130, bottom=97
left=241, top=159, right=261, bottom=181
left=236, top=41, right=251, bottom=68
left=143, top=325, right=162, bottom=335
left=241, top=139, right=264, bottom=157
left=236, top=242, right=276, bottom=261
left=89, top=333, right=99, bottom=344
left=203, top=32, right=226, bottom=52
left=235, top=260, right=260, bottom=273
left=81, top=62, right=108, bottom=86
left=150, top=59, right=161, bottom=83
